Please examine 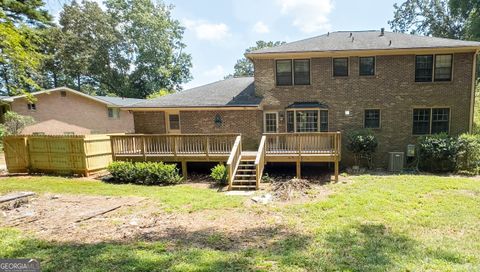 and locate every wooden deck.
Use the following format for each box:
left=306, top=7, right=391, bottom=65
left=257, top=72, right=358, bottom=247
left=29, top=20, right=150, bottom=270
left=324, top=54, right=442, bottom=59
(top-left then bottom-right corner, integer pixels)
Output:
left=110, top=132, right=342, bottom=189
